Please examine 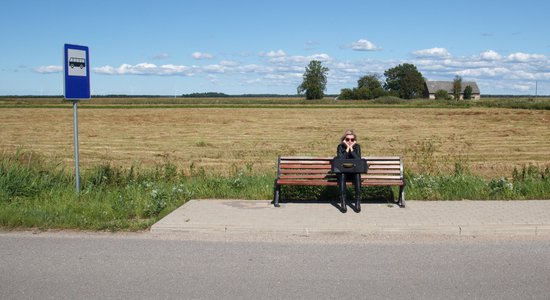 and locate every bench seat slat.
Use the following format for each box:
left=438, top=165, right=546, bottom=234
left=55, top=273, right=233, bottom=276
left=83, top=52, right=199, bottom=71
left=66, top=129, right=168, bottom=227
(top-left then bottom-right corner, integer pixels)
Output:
left=368, top=165, right=401, bottom=169
left=279, top=176, right=402, bottom=181
left=277, top=180, right=338, bottom=186
left=276, top=179, right=404, bottom=186
left=366, top=161, right=401, bottom=165
left=362, top=175, right=402, bottom=180
left=365, top=169, right=401, bottom=174
left=362, top=180, right=404, bottom=186
left=279, top=169, right=333, bottom=174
